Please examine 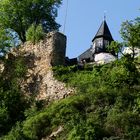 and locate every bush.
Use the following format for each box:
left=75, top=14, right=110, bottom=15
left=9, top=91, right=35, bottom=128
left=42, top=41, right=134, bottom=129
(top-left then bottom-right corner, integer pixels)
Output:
left=0, top=56, right=30, bottom=136
left=23, top=112, right=50, bottom=140
left=1, top=123, right=25, bottom=140
left=1, top=58, right=140, bottom=139
left=26, top=24, right=45, bottom=44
